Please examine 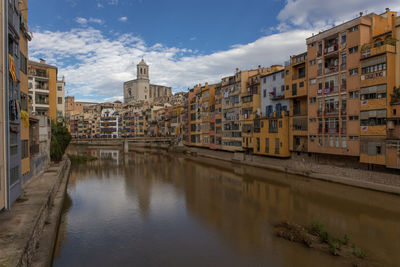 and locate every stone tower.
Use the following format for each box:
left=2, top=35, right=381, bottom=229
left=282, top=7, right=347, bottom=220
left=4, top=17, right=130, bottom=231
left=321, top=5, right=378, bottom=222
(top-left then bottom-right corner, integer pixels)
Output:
left=137, top=59, right=149, bottom=80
